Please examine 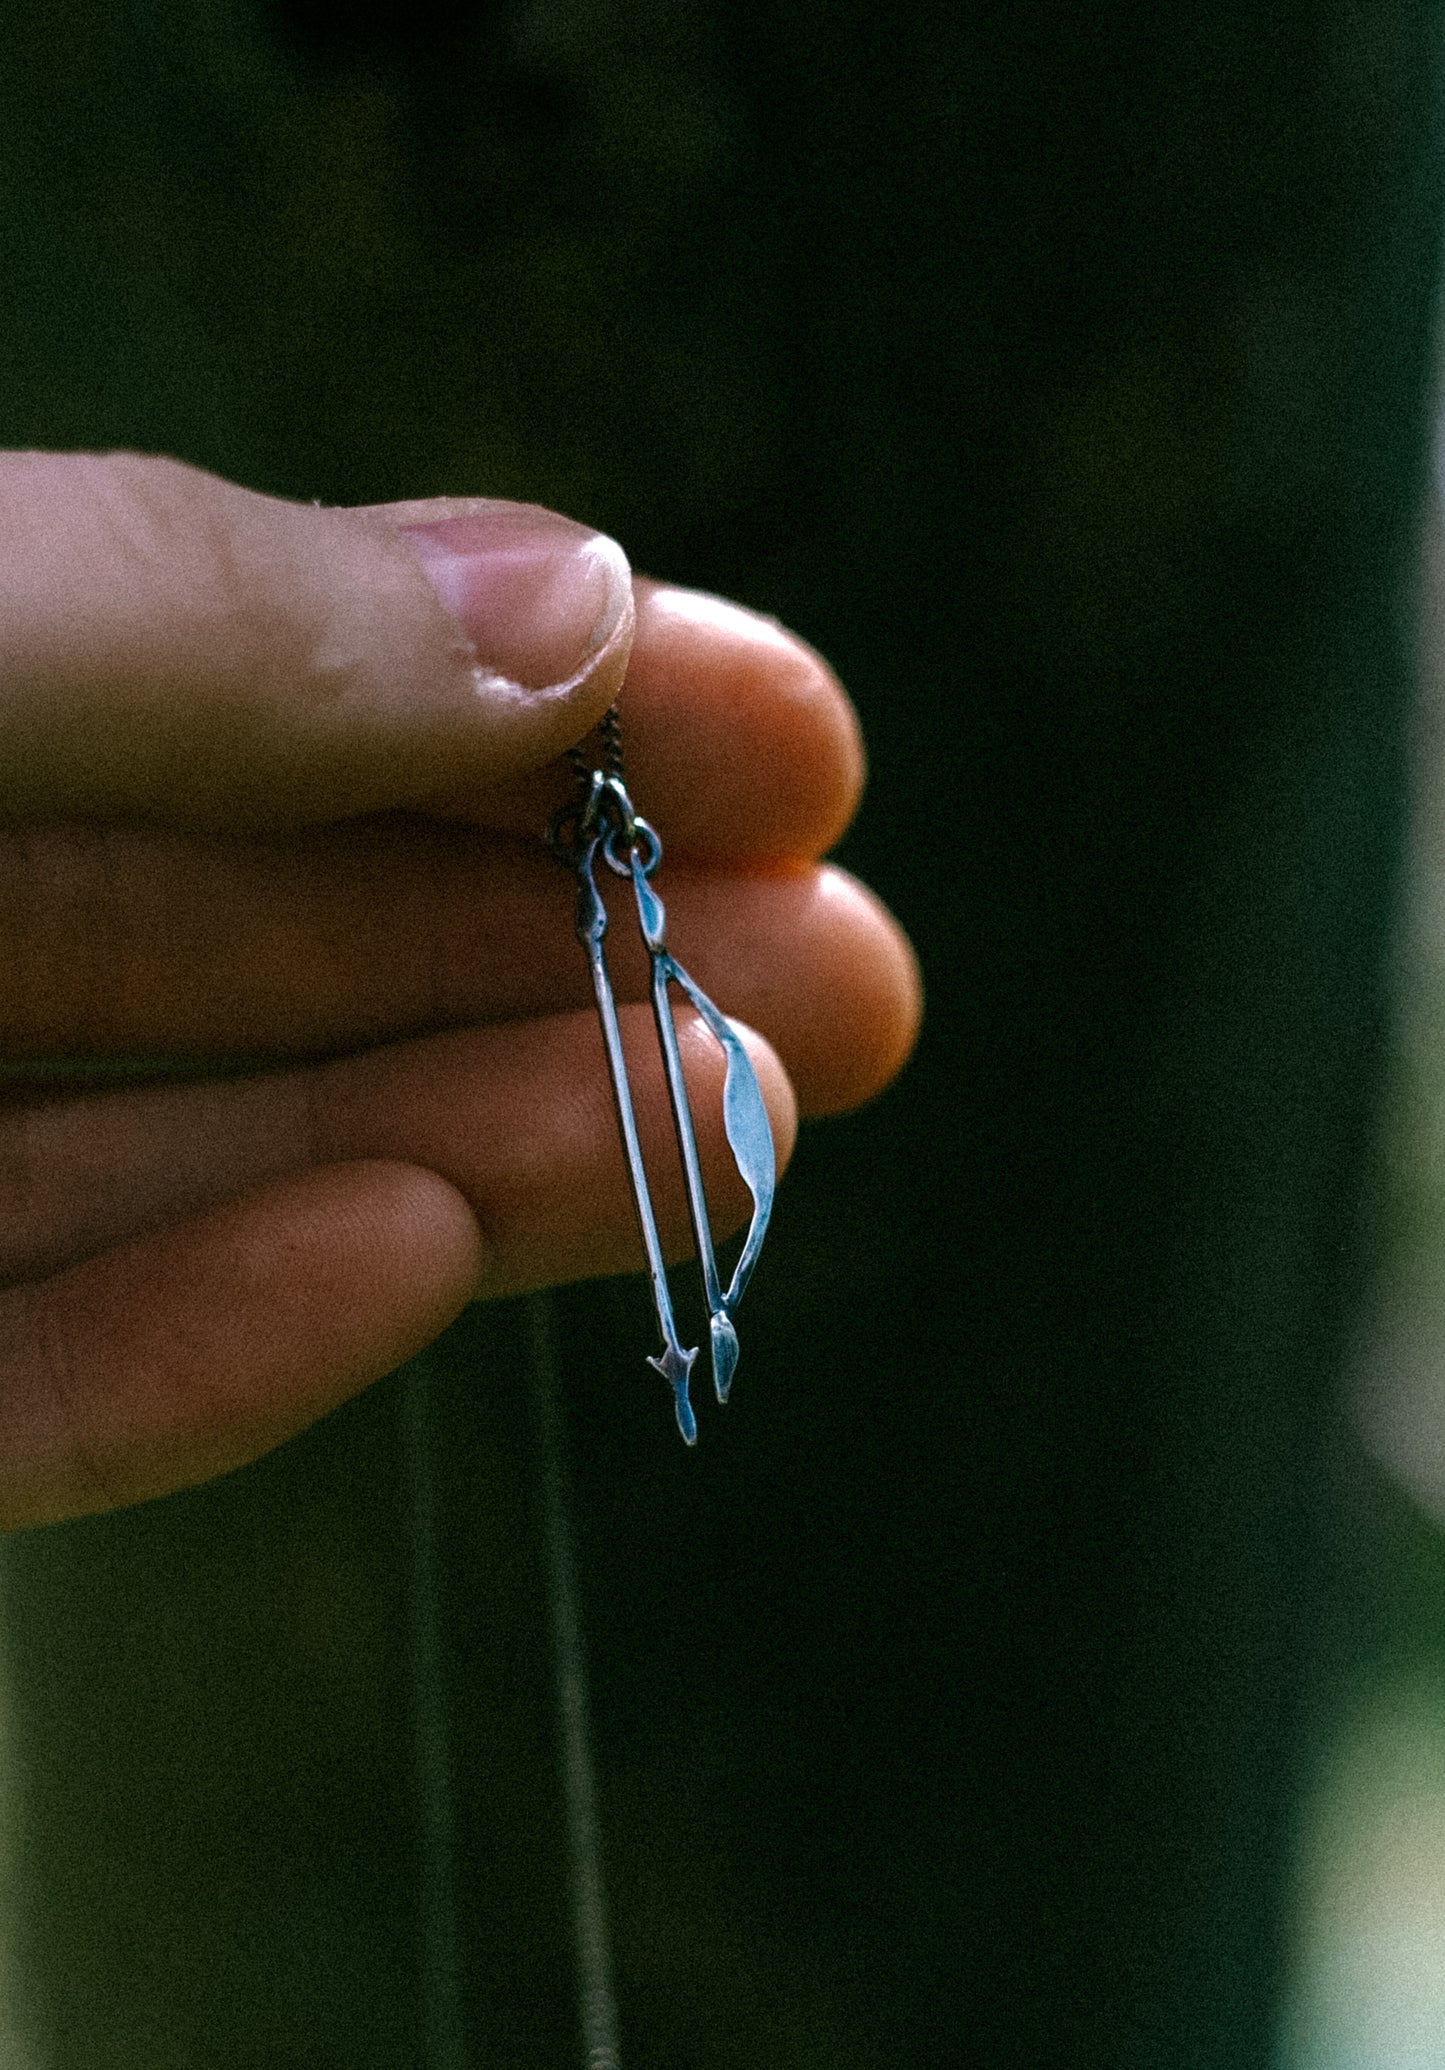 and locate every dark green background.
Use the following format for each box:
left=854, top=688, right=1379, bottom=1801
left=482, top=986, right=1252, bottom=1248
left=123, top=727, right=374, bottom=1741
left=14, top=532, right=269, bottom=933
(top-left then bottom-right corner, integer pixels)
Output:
left=0, top=1, right=1440, bottom=2063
